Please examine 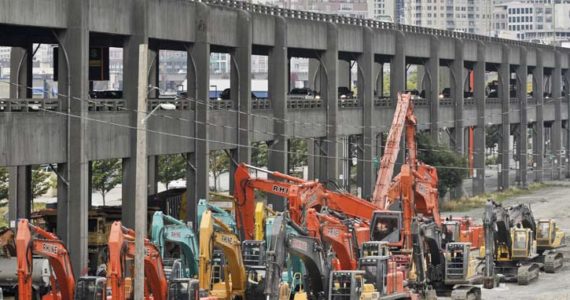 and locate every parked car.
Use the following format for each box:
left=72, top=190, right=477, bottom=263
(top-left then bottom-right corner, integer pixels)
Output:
left=218, top=88, right=258, bottom=100
left=338, top=86, right=354, bottom=98
left=288, top=87, right=320, bottom=100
